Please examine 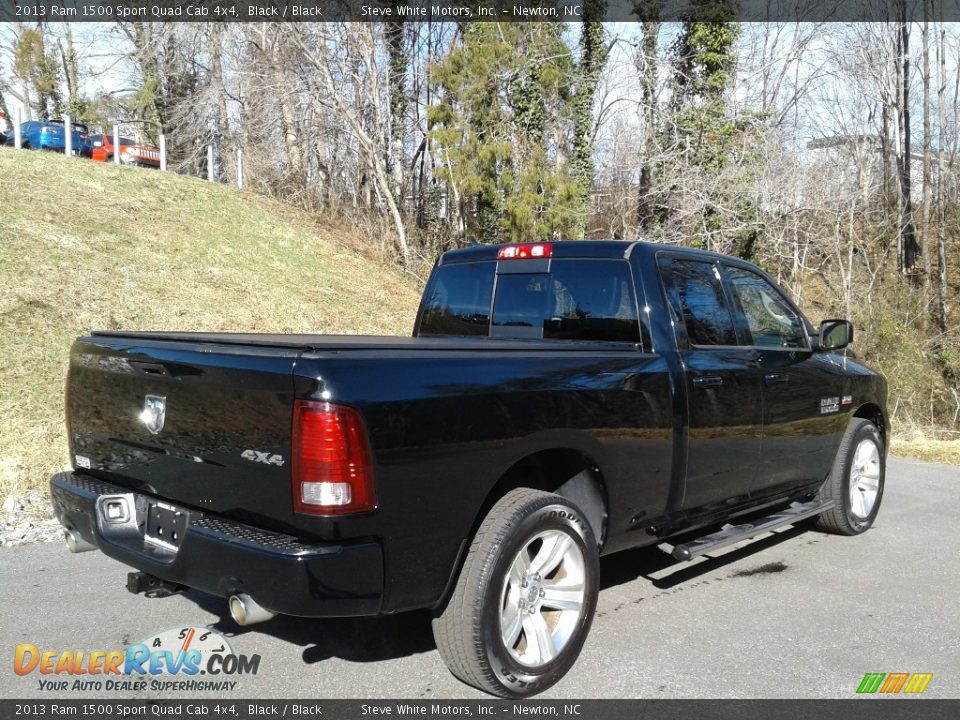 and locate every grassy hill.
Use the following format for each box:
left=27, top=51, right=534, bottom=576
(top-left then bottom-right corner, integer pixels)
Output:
left=0, top=149, right=956, bottom=504
left=0, top=148, right=422, bottom=501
